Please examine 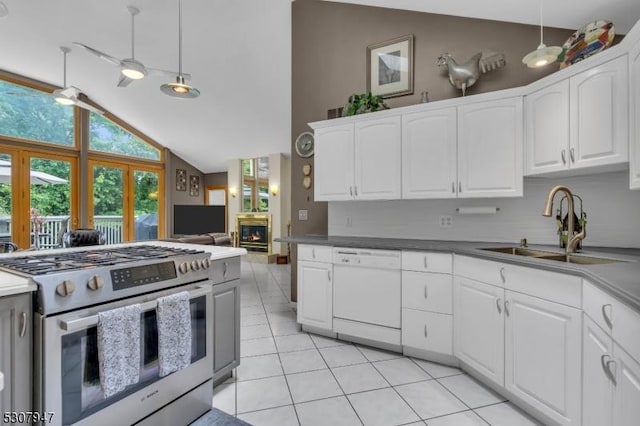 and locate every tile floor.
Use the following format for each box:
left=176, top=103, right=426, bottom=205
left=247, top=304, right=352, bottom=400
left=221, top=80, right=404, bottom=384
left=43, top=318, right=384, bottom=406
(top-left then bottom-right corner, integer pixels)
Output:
left=214, top=259, right=542, bottom=426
